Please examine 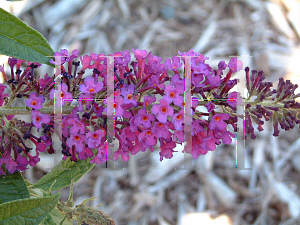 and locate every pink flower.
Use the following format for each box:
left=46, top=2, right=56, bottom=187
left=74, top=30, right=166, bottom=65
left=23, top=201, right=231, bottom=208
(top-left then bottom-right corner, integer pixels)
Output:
left=174, top=130, right=184, bottom=143
left=148, top=75, right=165, bottom=90
left=77, top=93, right=94, bottom=112
left=138, top=129, right=157, bottom=146
left=0, top=84, right=9, bottom=106
left=69, top=49, right=80, bottom=62
left=172, top=109, right=184, bottom=131
left=5, top=158, right=18, bottom=174
left=79, top=76, right=103, bottom=94
left=205, top=102, right=215, bottom=113
left=227, top=92, right=242, bottom=107
left=221, top=130, right=236, bottom=144
left=163, top=84, right=184, bottom=107
left=159, top=141, right=177, bottom=161
left=15, top=154, right=29, bottom=169
left=205, top=73, right=221, bottom=88
left=171, top=74, right=184, bottom=93
left=91, top=144, right=111, bottom=164
left=191, top=120, right=204, bottom=136
left=143, top=95, right=156, bottom=108
left=67, top=133, right=86, bottom=152
left=121, top=84, right=138, bottom=107
left=50, top=83, right=73, bottom=107
left=80, top=55, right=92, bottom=70
left=32, top=110, right=50, bottom=129
left=129, top=116, right=138, bottom=132
left=68, top=118, right=86, bottom=134
left=192, top=73, right=205, bottom=87
left=35, top=141, right=48, bottom=152
left=26, top=92, right=45, bottom=110
left=120, top=127, right=137, bottom=144
left=152, top=121, right=172, bottom=140
left=78, top=147, right=94, bottom=160
left=208, top=113, right=229, bottom=131
left=92, top=103, right=104, bottom=117
left=165, top=56, right=182, bottom=71
left=114, top=50, right=131, bottom=66
left=200, top=130, right=221, bottom=151
left=134, top=109, right=155, bottom=128
left=151, top=99, right=174, bottom=123
left=217, top=61, right=227, bottom=75
left=26, top=151, right=40, bottom=167
left=131, top=48, right=148, bottom=60
left=86, top=129, right=105, bottom=148
left=228, top=57, right=243, bottom=73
